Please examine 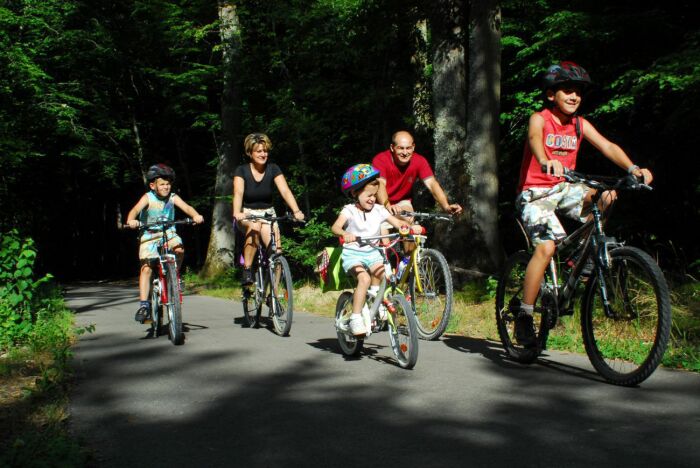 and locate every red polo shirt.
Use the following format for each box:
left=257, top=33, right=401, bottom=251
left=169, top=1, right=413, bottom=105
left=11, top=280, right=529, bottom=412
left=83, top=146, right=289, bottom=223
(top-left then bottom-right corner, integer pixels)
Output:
left=372, top=150, right=434, bottom=203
